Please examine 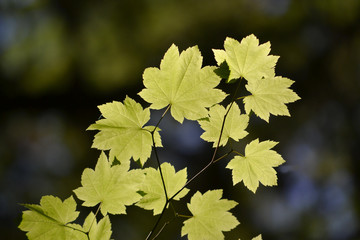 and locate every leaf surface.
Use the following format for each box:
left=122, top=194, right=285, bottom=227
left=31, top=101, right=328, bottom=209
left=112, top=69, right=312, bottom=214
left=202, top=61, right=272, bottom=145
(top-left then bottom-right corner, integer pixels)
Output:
left=88, top=96, right=161, bottom=165
left=213, top=34, right=278, bottom=82
left=19, top=196, right=87, bottom=240
left=243, top=76, right=300, bottom=122
left=83, top=212, right=112, bottom=240
left=73, top=152, right=144, bottom=215
left=226, top=139, right=285, bottom=193
left=198, top=103, right=249, bottom=147
left=136, top=162, right=189, bottom=215
left=181, top=190, right=239, bottom=240
left=139, top=44, right=227, bottom=123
